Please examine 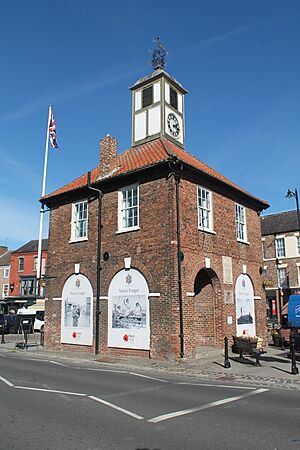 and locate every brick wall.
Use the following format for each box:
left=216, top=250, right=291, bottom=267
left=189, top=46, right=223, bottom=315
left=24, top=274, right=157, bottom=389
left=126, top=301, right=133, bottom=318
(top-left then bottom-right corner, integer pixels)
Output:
left=44, top=165, right=267, bottom=359
left=45, top=167, right=178, bottom=359
left=179, top=175, right=267, bottom=355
